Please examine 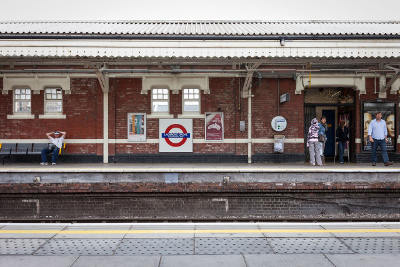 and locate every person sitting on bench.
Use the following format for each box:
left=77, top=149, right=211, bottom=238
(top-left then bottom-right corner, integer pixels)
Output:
left=40, top=131, right=66, bottom=165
